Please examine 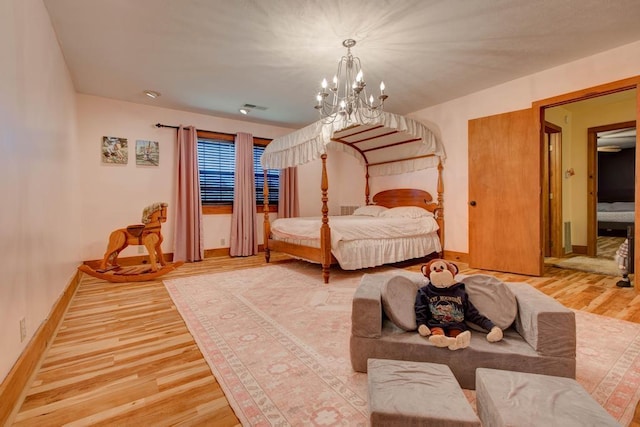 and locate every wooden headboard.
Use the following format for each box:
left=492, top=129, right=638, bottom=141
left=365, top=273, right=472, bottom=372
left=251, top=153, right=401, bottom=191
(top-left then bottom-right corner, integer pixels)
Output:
left=372, top=188, right=444, bottom=248
left=372, top=188, right=440, bottom=216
